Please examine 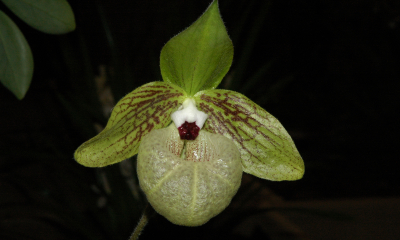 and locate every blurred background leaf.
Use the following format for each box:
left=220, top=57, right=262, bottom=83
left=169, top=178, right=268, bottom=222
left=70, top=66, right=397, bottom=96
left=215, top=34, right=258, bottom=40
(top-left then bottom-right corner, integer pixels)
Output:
left=2, top=0, right=75, bottom=34
left=0, top=10, right=33, bottom=100
left=0, top=0, right=75, bottom=100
